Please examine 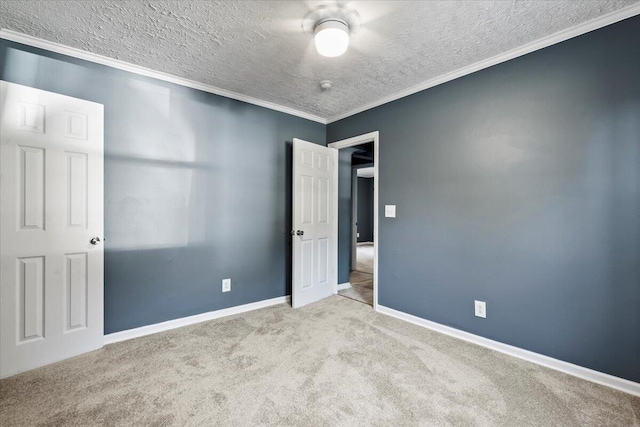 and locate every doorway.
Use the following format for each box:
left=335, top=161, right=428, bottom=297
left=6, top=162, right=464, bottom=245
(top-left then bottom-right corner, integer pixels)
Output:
left=328, top=132, right=379, bottom=309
